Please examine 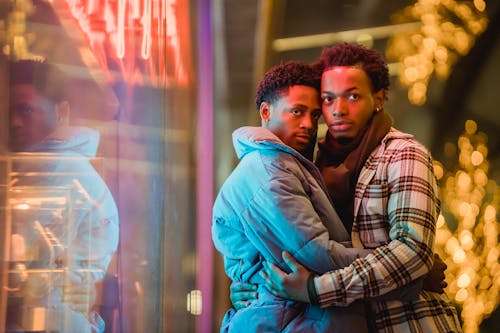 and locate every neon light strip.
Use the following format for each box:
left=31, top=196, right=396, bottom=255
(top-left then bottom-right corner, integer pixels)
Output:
left=117, top=0, right=126, bottom=59
left=132, top=0, right=140, bottom=19
left=141, top=0, right=152, bottom=59
left=196, top=1, right=213, bottom=331
left=62, top=0, right=190, bottom=87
